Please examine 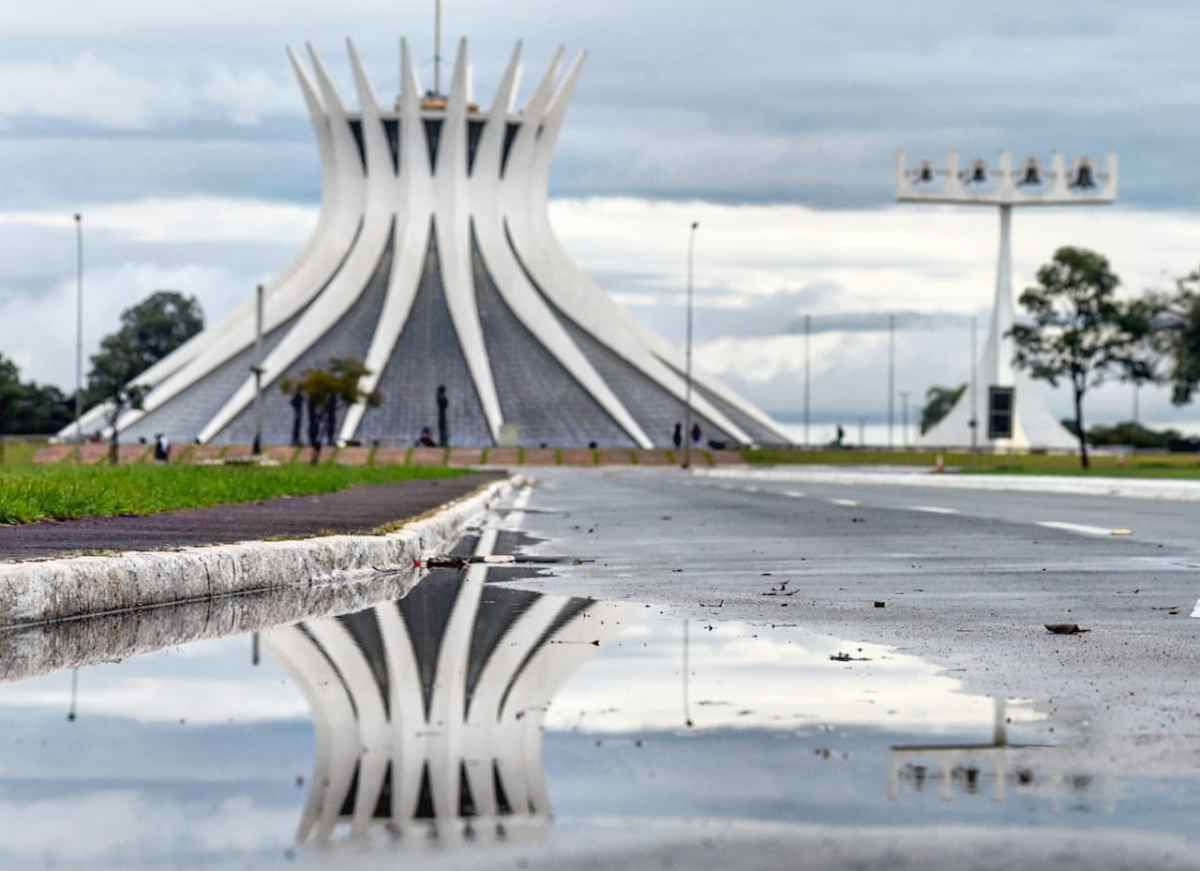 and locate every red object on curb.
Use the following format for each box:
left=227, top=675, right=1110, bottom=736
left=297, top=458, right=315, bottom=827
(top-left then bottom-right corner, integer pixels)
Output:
left=935, top=454, right=945, bottom=474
